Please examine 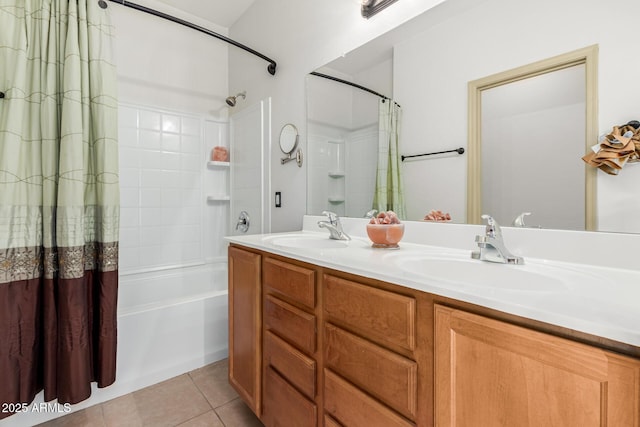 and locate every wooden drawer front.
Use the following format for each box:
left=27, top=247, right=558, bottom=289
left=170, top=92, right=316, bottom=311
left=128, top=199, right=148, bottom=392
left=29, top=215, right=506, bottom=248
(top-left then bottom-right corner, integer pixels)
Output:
left=265, top=295, right=316, bottom=354
left=324, top=369, right=413, bottom=427
left=324, top=324, right=417, bottom=420
left=264, top=257, right=316, bottom=309
left=324, top=415, right=342, bottom=427
left=264, top=366, right=317, bottom=427
left=265, top=330, right=316, bottom=399
left=323, top=274, right=416, bottom=352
